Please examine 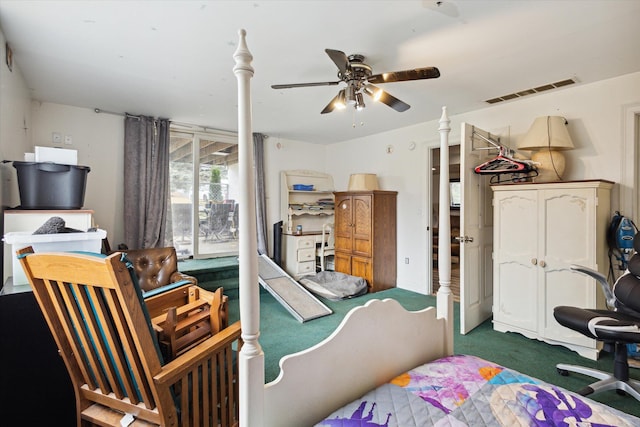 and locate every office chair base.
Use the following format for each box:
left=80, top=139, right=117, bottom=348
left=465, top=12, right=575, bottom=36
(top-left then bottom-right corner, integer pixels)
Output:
left=557, top=363, right=640, bottom=402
